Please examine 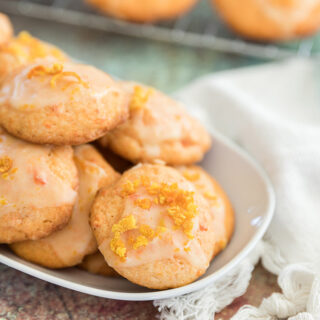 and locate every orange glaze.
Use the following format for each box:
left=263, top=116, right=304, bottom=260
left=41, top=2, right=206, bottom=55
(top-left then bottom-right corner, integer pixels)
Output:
left=0, top=61, right=120, bottom=118
left=100, top=172, right=208, bottom=269
left=0, top=131, right=77, bottom=215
